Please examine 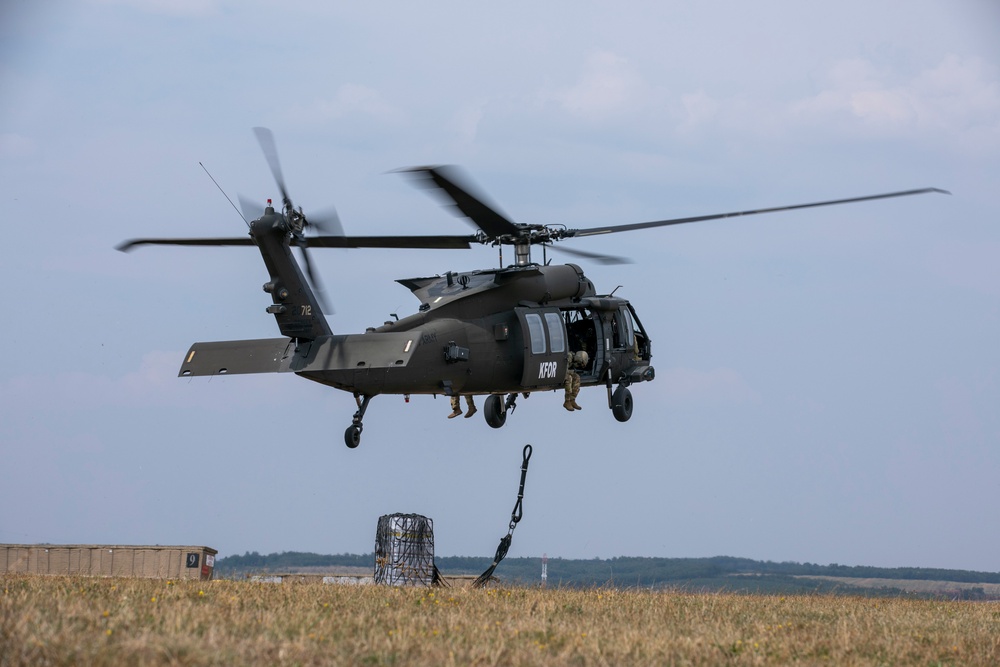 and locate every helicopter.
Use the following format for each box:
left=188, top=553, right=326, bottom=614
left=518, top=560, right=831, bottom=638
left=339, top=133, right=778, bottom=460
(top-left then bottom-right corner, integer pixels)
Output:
left=118, top=128, right=947, bottom=448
